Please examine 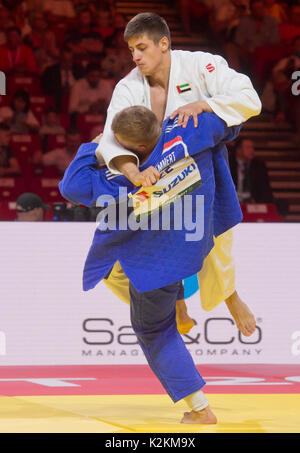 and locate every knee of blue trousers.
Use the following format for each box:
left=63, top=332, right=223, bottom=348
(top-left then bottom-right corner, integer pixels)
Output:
left=131, top=315, right=206, bottom=403
left=131, top=307, right=177, bottom=346
left=129, top=282, right=181, bottom=332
